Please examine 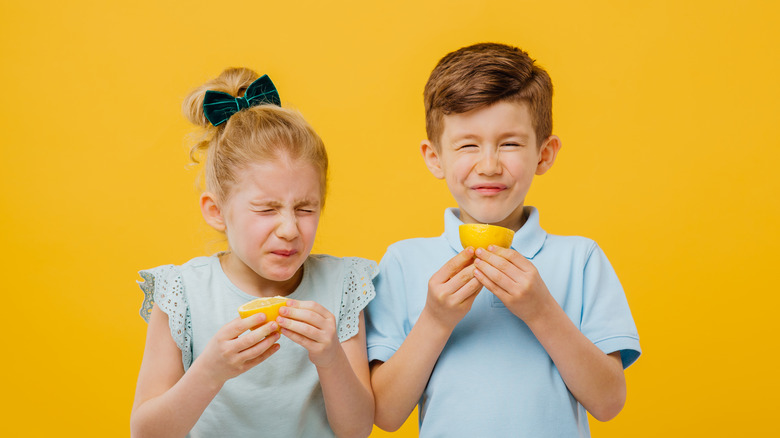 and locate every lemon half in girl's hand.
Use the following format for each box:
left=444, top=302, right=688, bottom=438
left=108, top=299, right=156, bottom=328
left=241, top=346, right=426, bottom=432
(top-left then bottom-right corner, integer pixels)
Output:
left=238, top=296, right=287, bottom=331
left=459, top=224, right=515, bottom=250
